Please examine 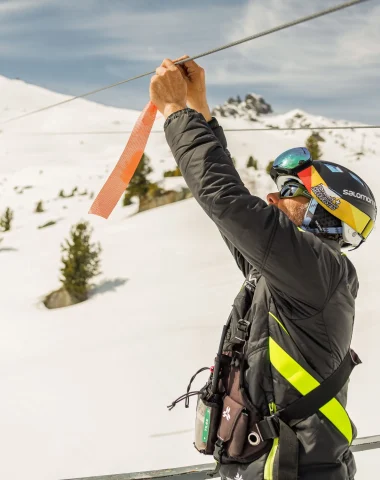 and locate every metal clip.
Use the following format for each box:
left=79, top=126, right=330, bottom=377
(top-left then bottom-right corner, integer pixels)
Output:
left=257, top=415, right=280, bottom=441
